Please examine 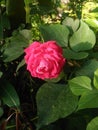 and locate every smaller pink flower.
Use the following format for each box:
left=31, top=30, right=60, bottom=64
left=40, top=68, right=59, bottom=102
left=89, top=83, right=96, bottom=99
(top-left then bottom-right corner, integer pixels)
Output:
left=24, top=41, right=66, bottom=80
